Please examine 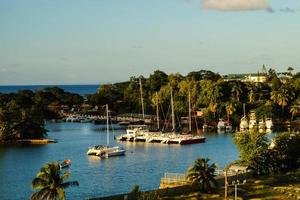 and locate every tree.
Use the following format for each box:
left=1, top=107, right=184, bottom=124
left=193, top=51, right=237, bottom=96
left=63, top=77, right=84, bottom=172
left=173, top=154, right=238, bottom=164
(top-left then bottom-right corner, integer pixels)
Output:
left=230, top=82, right=242, bottom=101
left=234, top=130, right=270, bottom=173
left=31, top=161, right=79, bottom=200
left=287, top=67, right=294, bottom=76
left=290, top=104, right=300, bottom=120
left=146, top=70, right=168, bottom=92
left=269, top=132, right=300, bottom=172
left=225, top=103, right=234, bottom=123
left=186, top=158, right=218, bottom=192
